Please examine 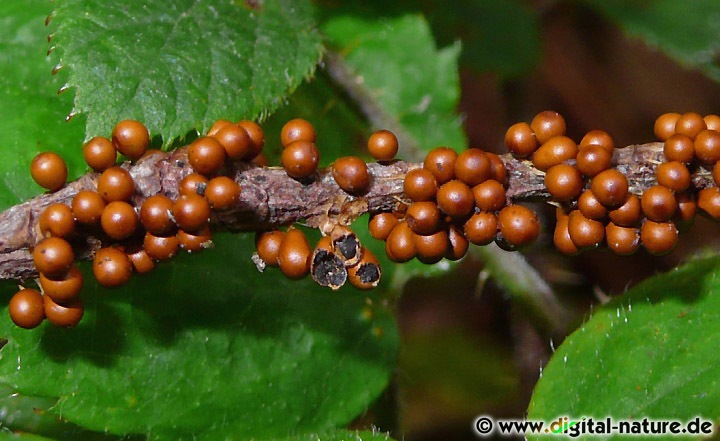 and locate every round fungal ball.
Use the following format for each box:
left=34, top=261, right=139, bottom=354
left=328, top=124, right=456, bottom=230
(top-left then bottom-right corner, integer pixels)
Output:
left=30, top=152, right=67, bottom=192
left=179, top=173, right=209, bottom=196
left=277, top=228, right=311, bottom=279
left=207, top=119, right=233, bottom=137
left=576, top=145, right=612, bottom=178
left=385, top=222, right=417, bottom=263
left=577, top=190, right=608, bottom=220
left=545, top=164, right=583, bottom=202
left=590, top=169, right=629, bottom=208
left=640, top=220, right=678, bottom=256
left=530, top=110, right=566, bottom=144
left=72, top=190, right=106, bottom=225
left=608, top=194, right=641, bottom=227
left=368, top=130, right=399, bottom=162
left=464, top=212, right=498, bottom=246
left=641, top=185, right=677, bottom=222
left=654, top=112, right=680, bottom=141
left=101, top=201, right=138, bottom=240
left=44, top=295, right=84, bottom=327
left=405, top=201, right=442, bottom=235
left=553, top=210, right=579, bottom=256
left=332, top=156, right=370, bottom=195
left=532, top=136, right=578, bottom=171
left=281, top=140, right=319, bottom=180
left=455, top=148, right=492, bottom=186
left=486, top=153, right=508, bottom=184
left=605, top=222, right=640, bottom=256
left=698, top=187, right=720, bottom=219
left=497, top=205, right=540, bottom=248
left=33, top=237, right=74, bottom=278
left=663, top=134, right=695, bottom=164
left=445, top=225, right=469, bottom=261
left=93, top=247, right=133, bottom=288
left=39, top=203, right=75, bottom=238
left=139, top=195, right=175, bottom=235
left=143, top=232, right=180, bottom=261
left=369, top=213, right=399, bottom=241
left=436, top=180, right=474, bottom=218
left=188, top=136, right=227, bottom=176
left=675, top=112, right=706, bottom=139
left=504, top=122, right=538, bottom=158
left=472, top=179, right=506, bottom=212
left=423, top=147, right=458, bottom=185
left=579, top=130, right=615, bottom=152
left=694, top=129, right=720, bottom=164
left=656, top=161, right=691, bottom=192
left=97, top=166, right=135, bottom=202
left=204, top=176, right=241, bottom=210
left=714, top=161, right=720, bottom=187
left=177, top=226, right=212, bottom=253
left=215, top=124, right=251, bottom=160
left=112, top=120, right=150, bottom=160
left=255, top=230, right=285, bottom=266
left=237, top=120, right=265, bottom=159
left=39, top=265, right=83, bottom=304
left=413, top=229, right=449, bottom=264
left=172, top=194, right=211, bottom=232
left=281, top=118, right=316, bottom=147
left=403, top=168, right=438, bottom=202
left=83, top=136, right=117, bottom=171
left=567, top=210, right=604, bottom=249
left=9, top=289, right=45, bottom=329
left=704, top=114, right=720, bottom=131
left=674, top=191, right=697, bottom=225
left=126, top=245, right=155, bottom=274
